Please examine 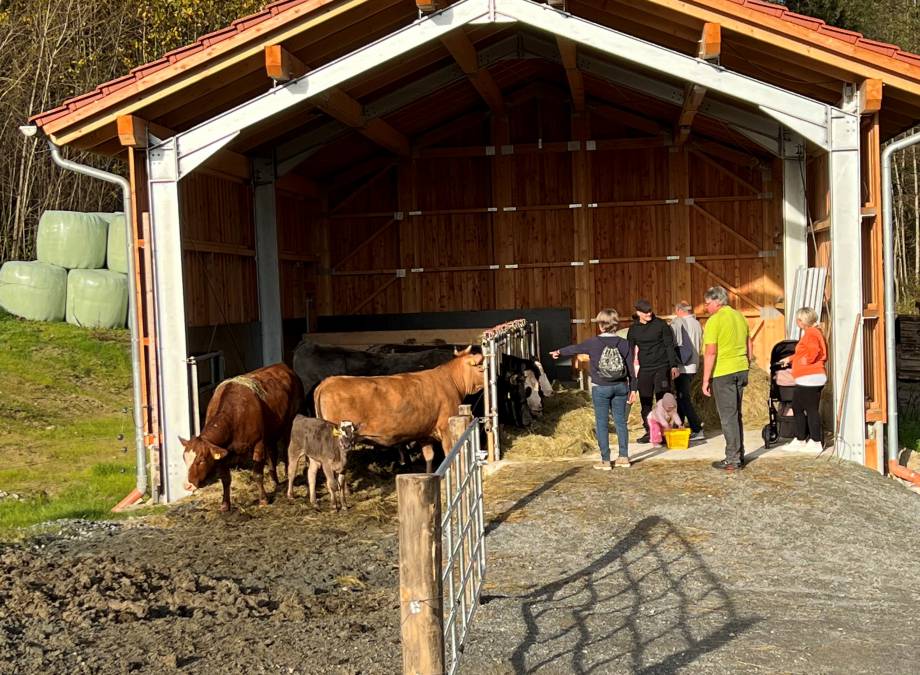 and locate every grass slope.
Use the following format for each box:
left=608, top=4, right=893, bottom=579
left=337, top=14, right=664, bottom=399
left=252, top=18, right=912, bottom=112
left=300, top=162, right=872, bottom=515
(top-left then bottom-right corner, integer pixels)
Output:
left=0, top=308, right=135, bottom=537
